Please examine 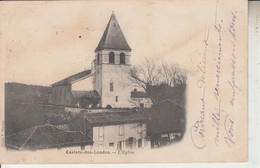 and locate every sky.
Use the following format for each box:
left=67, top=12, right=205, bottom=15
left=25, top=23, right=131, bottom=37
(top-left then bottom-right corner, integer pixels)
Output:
left=0, top=1, right=215, bottom=86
